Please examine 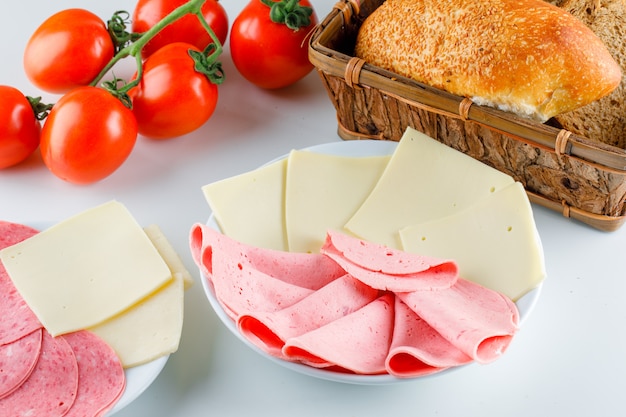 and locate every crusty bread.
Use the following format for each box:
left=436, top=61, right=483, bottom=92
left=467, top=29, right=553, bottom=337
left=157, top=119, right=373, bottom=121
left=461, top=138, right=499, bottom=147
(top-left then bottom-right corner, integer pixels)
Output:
left=553, top=0, right=626, bottom=149
left=354, top=0, right=622, bottom=122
